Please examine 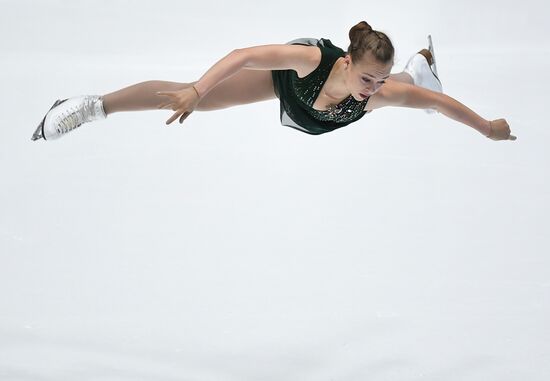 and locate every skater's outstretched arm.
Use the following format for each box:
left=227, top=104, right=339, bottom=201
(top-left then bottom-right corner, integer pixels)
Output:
left=368, top=80, right=517, bottom=141
left=157, top=45, right=318, bottom=124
